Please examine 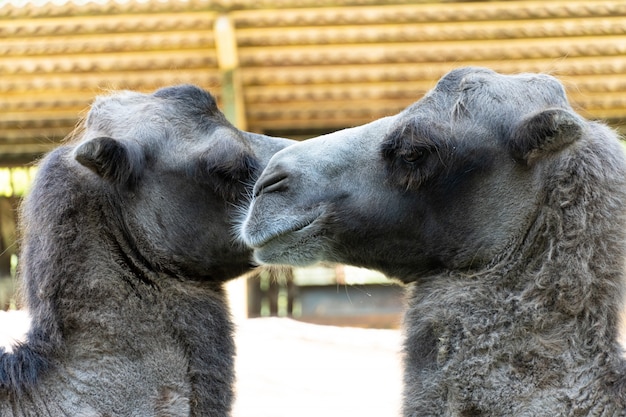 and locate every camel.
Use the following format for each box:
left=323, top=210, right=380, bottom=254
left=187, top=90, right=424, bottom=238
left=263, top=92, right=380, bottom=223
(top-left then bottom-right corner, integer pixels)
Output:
left=0, top=84, right=293, bottom=416
left=241, top=67, right=626, bottom=416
